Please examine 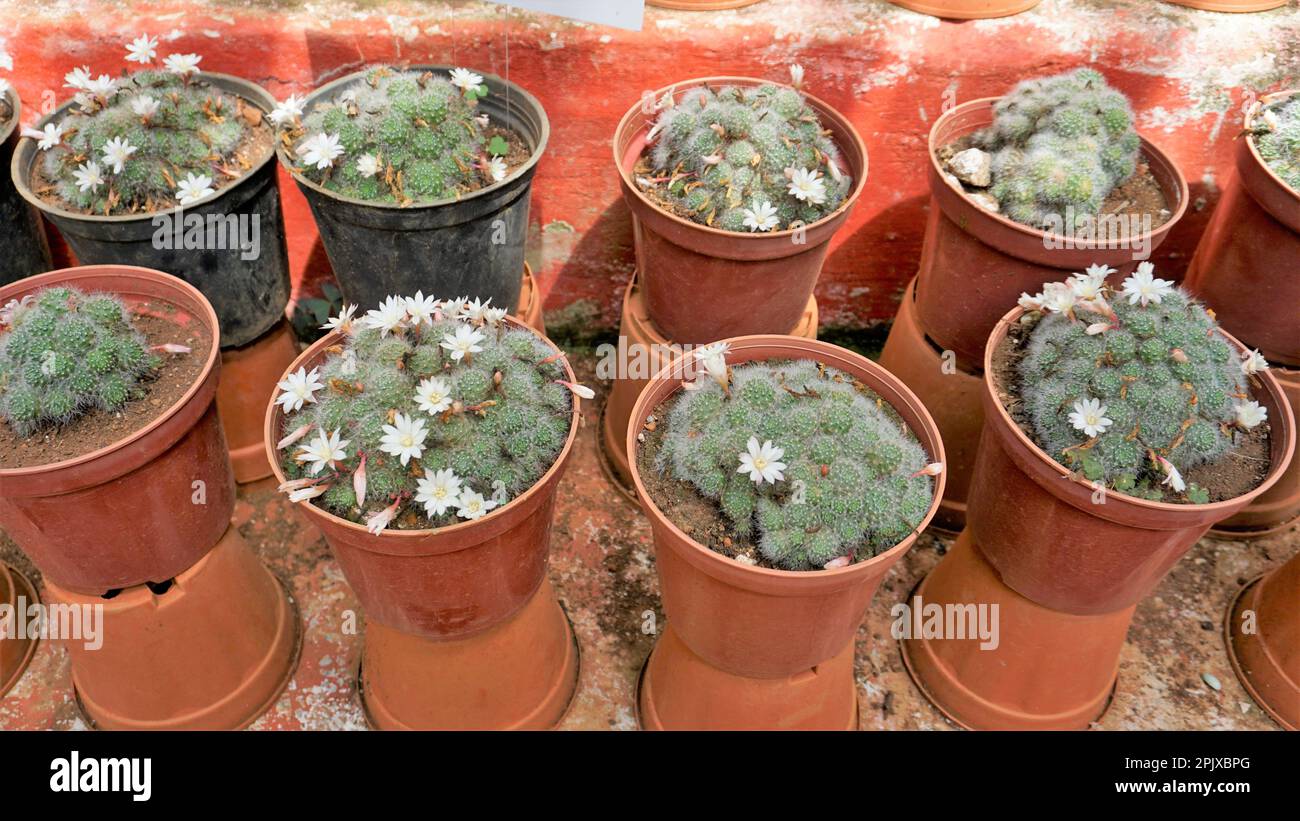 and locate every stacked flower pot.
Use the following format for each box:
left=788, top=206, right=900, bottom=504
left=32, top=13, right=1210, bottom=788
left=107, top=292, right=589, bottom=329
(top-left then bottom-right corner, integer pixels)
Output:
left=12, top=69, right=295, bottom=484
left=879, top=93, right=1189, bottom=533
left=1182, top=90, right=1300, bottom=727
left=0, top=559, right=40, bottom=698
left=0, top=266, right=299, bottom=729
